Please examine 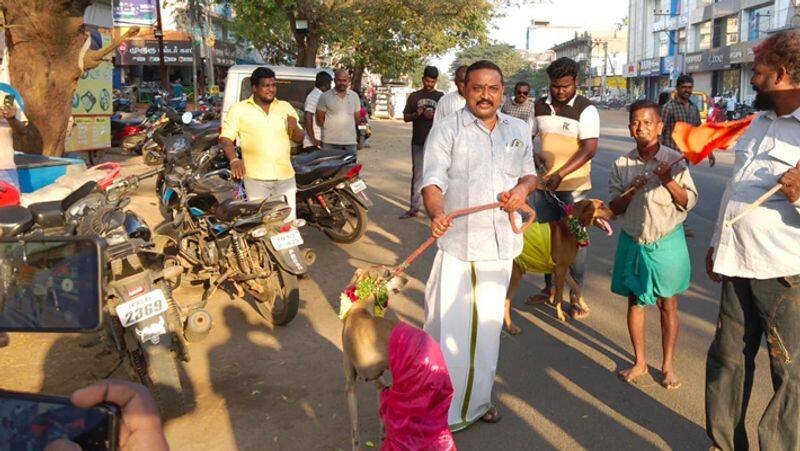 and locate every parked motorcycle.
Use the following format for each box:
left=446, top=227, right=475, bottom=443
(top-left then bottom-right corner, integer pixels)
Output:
left=0, top=170, right=190, bottom=417
left=155, top=143, right=310, bottom=327
left=292, top=149, right=372, bottom=243
left=142, top=108, right=220, bottom=167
